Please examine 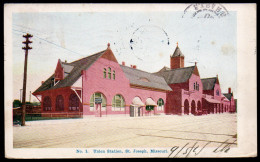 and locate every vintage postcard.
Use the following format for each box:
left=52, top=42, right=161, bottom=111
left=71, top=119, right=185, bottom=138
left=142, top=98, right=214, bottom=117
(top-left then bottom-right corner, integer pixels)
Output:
left=4, top=3, right=257, bottom=158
